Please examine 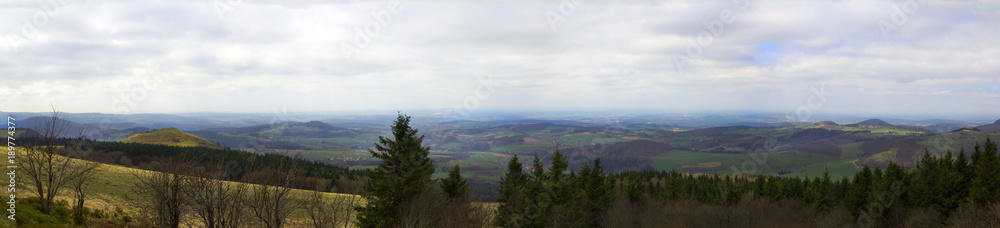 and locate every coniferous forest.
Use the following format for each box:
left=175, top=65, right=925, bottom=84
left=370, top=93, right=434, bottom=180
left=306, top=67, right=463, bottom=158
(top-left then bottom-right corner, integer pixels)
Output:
left=357, top=114, right=1000, bottom=227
